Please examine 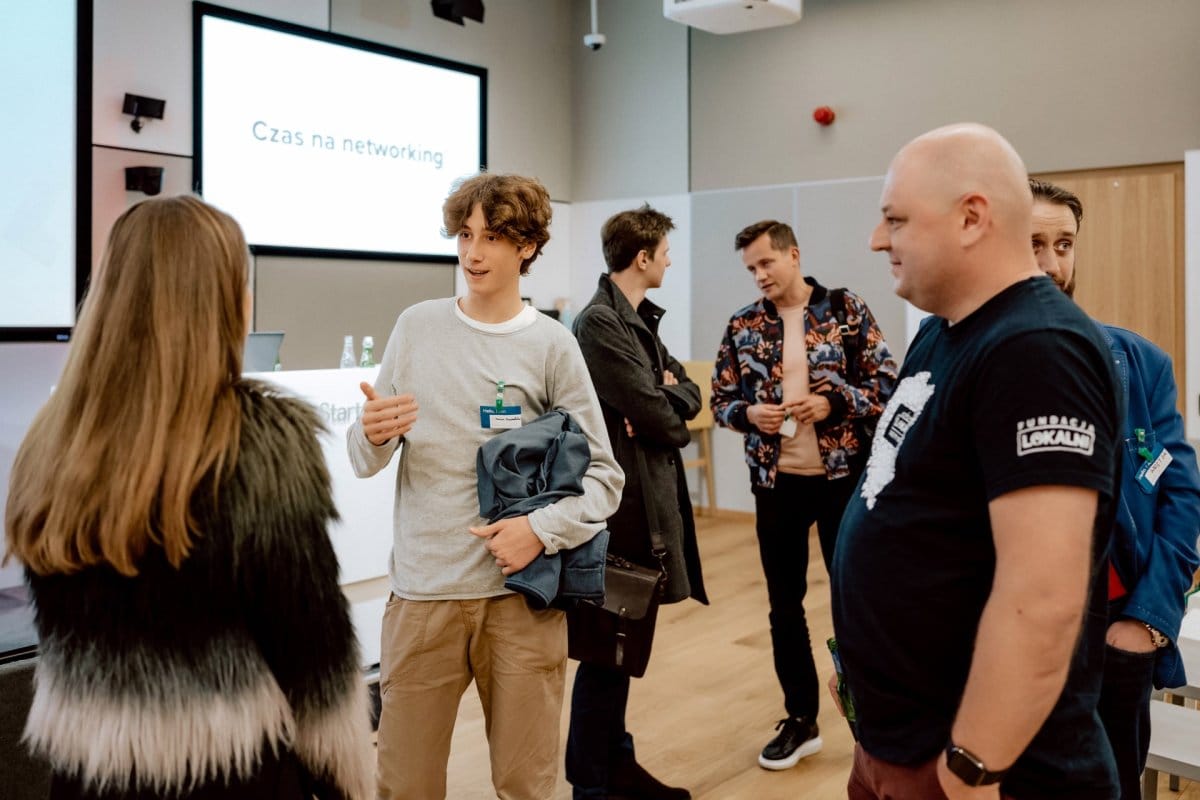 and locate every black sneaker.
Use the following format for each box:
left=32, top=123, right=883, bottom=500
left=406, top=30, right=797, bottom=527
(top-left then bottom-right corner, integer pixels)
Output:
left=758, top=716, right=822, bottom=770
